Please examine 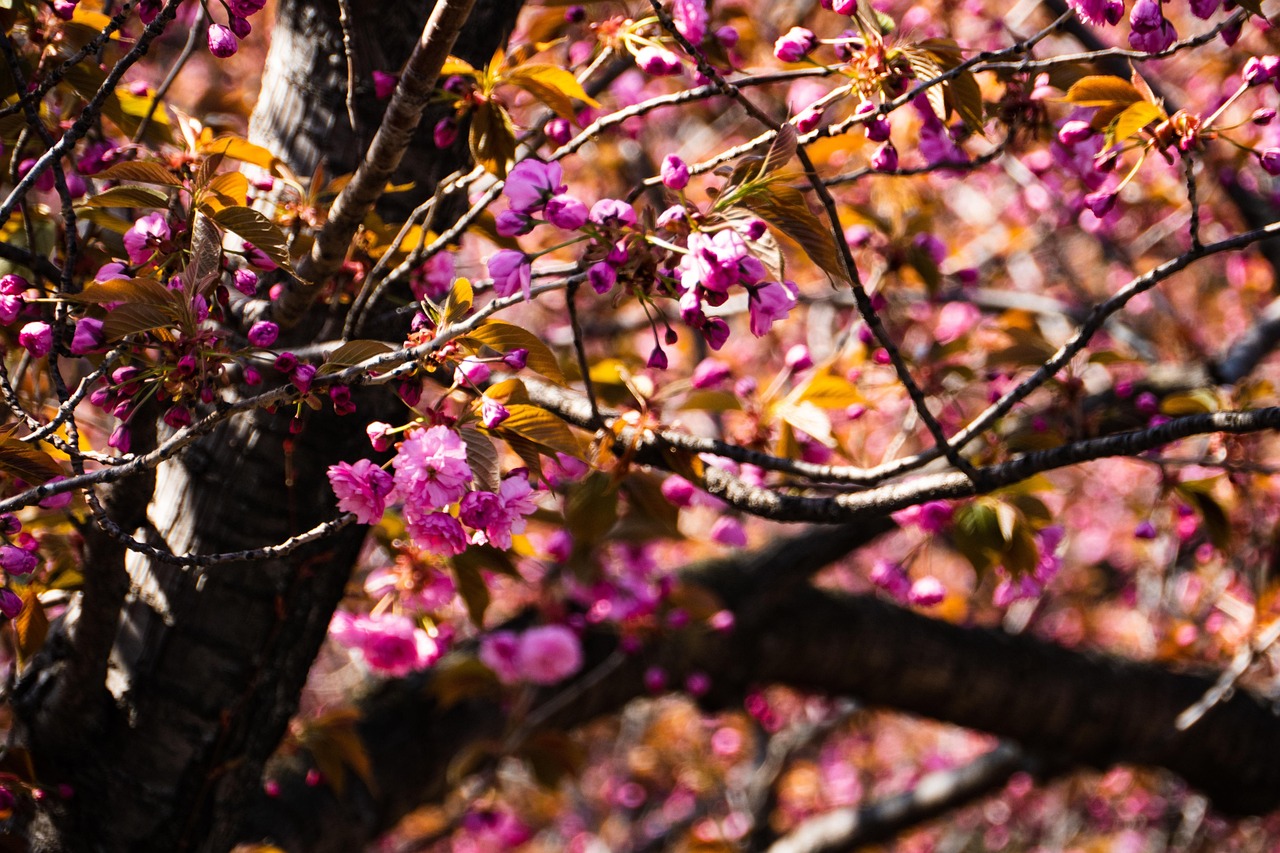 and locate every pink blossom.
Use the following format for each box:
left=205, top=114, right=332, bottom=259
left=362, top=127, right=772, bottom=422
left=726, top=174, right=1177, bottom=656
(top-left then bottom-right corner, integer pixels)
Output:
left=672, top=0, right=708, bottom=44
left=480, top=630, right=522, bottom=683
left=329, top=611, right=439, bottom=676
left=366, top=421, right=393, bottom=452
left=503, top=159, right=564, bottom=213
left=774, top=27, right=817, bottom=62
left=748, top=280, right=798, bottom=336
left=392, top=425, right=472, bottom=510
left=0, top=545, right=36, bottom=576
left=934, top=302, right=980, bottom=344
left=661, top=475, right=698, bottom=507
left=372, top=70, right=398, bottom=99
left=487, top=250, right=531, bottom=300
left=433, top=118, right=458, bottom=149
left=495, top=209, right=533, bottom=237
left=247, top=320, right=278, bottom=347
left=19, top=322, right=52, bottom=358
left=227, top=0, right=266, bottom=14
left=635, top=46, right=682, bottom=76
left=870, top=142, right=899, bottom=171
left=785, top=344, right=813, bottom=371
left=589, top=198, right=636, bottom=228
left=207, top=23, right=238, bottom=58
left=516, top=624, right=583, bottom=684
left=908, top=576, right=946, bottom=606
left=661, top=154, right=690, bottom=190
left=691, top=358, right=730, bottom=389
left=544, top=194, right=589, bottom=230
left=0, top=588, right=22, bottom=619
left=455, top=357, right=491, bottom=385
left=869, top=559, right=911, bottom=600
left=480, top=396, right=510, bottom=428
left=71, top=317, right=105, bottom=354
left=123, top=212, right=171, bottom=265
left=710, top=516, right=747, bottom=547
left=327, top=459, right=394, bottom=524
left=406, top=510, right=468, bottom=555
